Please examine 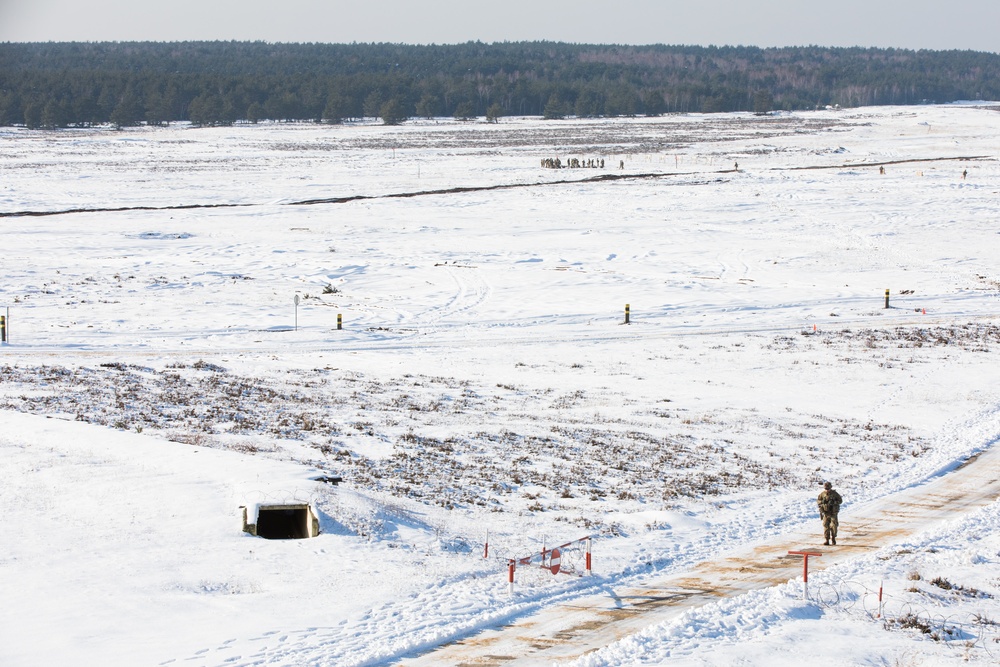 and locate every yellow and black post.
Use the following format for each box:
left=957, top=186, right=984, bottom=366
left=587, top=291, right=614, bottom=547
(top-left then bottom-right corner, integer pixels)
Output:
left=884, top=289, right=890, bottom=309
left=625, top=303, right=630, bottom=325
left=337, top=313, right=343, bottom=330
left=0, top=314, right=5, bottom=343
